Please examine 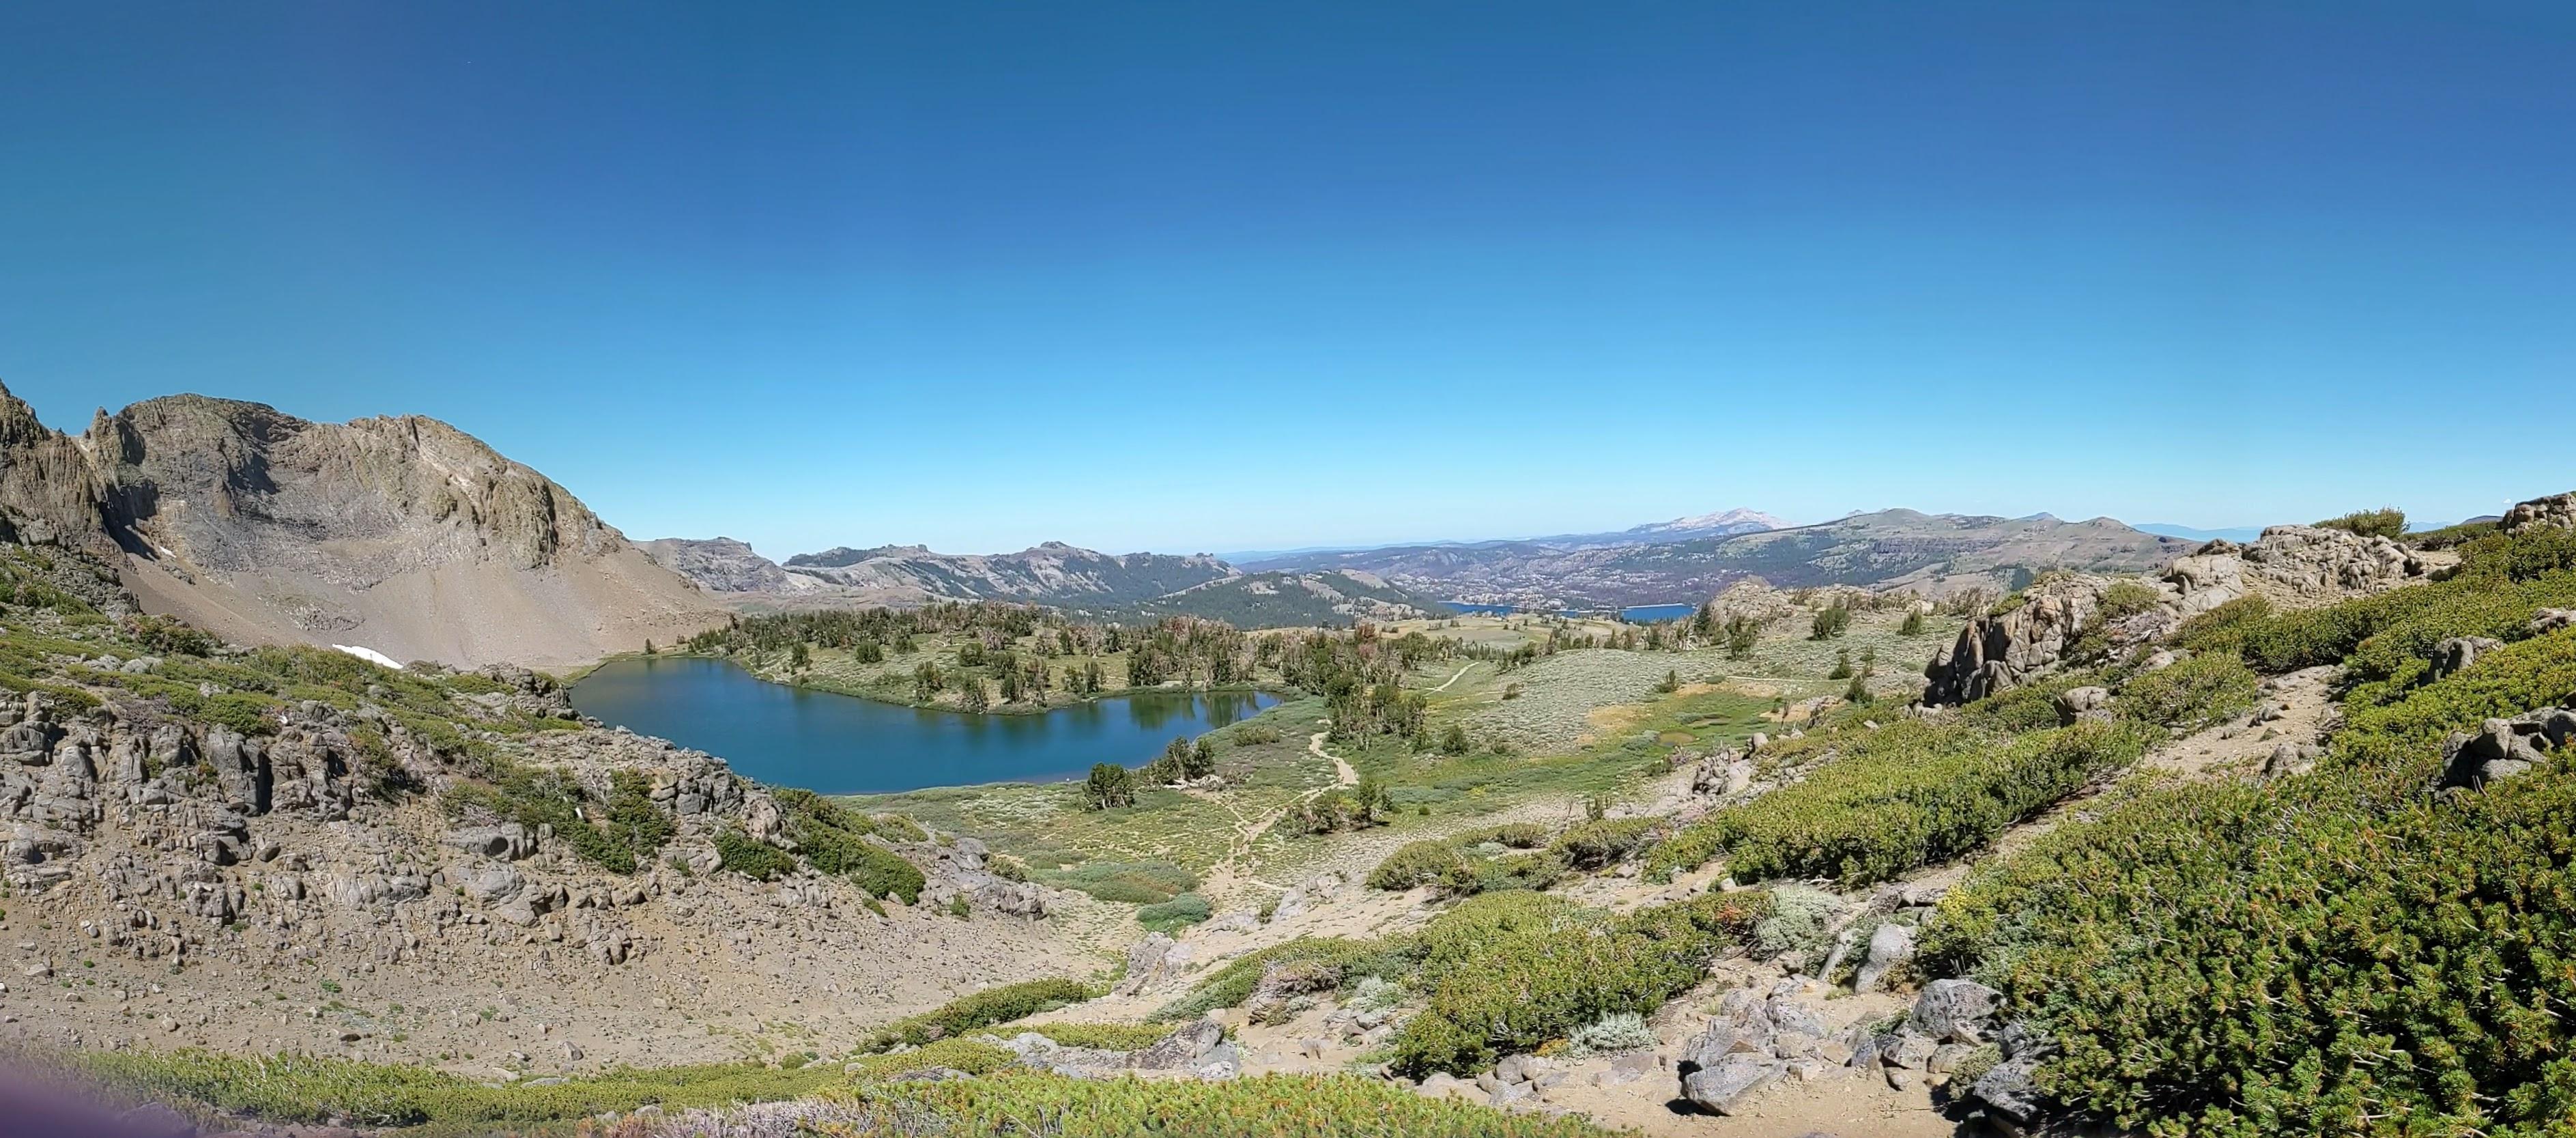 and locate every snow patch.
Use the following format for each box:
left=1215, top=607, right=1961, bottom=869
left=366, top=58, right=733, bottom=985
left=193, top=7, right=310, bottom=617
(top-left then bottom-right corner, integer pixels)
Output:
left=332, top=644, right=403, bottom=669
